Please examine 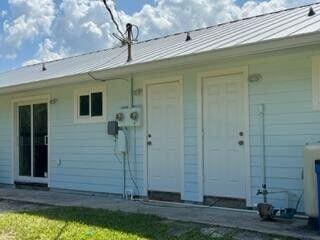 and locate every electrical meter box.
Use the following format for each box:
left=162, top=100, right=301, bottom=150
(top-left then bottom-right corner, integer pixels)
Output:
left=115, top=107, right=142, bottom=127
left=107, top=121, right=119, bottom=136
